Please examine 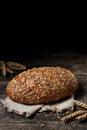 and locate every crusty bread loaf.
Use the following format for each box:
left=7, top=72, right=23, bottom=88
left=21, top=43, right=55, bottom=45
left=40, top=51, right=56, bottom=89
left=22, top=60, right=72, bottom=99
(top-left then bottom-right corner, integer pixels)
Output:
left=6, top=67, right=78, bottom=105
